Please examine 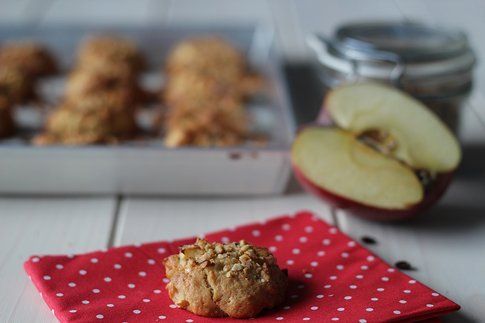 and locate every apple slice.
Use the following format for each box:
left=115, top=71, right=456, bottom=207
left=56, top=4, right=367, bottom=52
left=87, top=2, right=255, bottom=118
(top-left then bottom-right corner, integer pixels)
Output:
left=293, top=127, right=423, bottom=209
left=325, top=82, right=461, bottom=172
left=292, top=82, right=461, bottom=219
